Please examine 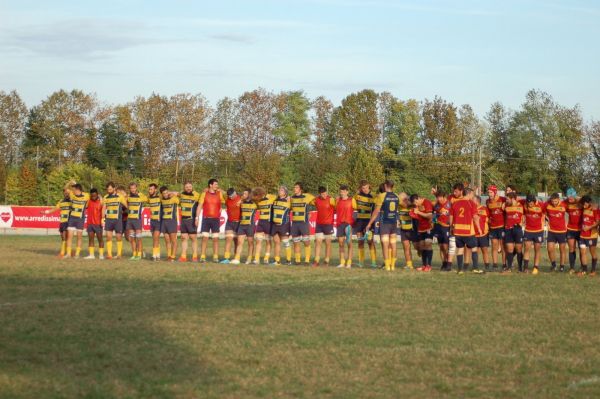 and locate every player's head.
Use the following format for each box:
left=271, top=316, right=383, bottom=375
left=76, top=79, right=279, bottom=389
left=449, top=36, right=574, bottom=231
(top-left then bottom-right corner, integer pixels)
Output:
left=278, top=185, right=288, bottom=198
left=90, top=188, right=99, bottom=200
left=293, top=182, right=303, bottom=195
left=105, top=181, right=115, bottom=194
left=252, top=187, right=265, bottom=202
left=464, top=188, right=474, bottom=200
left=474, top=195, right=482, bottom=205
left=506, top=184, right=517, bottom=194
left=318, top=186, right=328, bottom=198
left=359, top=180, right=370, bottom=194
left=487, top=185, right=498, bottom=198
left=148, top=183, right=158, bottom=196
left=409, top=193, right=423, bottom=206
left=452, top=183, right=464, bottom=198
left=226, top=187, right=236, bottom=198
left=116, top=186, right=126, bottom=196
left=580, top=195, right=592, bottom=208
left=435, top=190, right=447, bottom=202
left=566, top=187, right=577, bottom=201
left=62, top=188, right=70, bottom=198
left=208, top=178, right=219, bottom=191
left=72, top=183, right=83, bottom=195
left=506, top=191, right=517, bottom=204
left=550, top=192, right=561, bottom=206
left=129, top=182, right=138, bottom=194
left=378, top=183, right=386, bottom=194
left=339, top=184, right=349, bottom=198
left=383, top=179, right=394, bottom=191
left=398, top=192, right=408, bottom=206
left=183, top=181, right=193, bottom=193
left=526, top=194, right=537, bottom=206
left=160, top=185, right=170, bottom=198
left=241, top=188, right=251, bottom=201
